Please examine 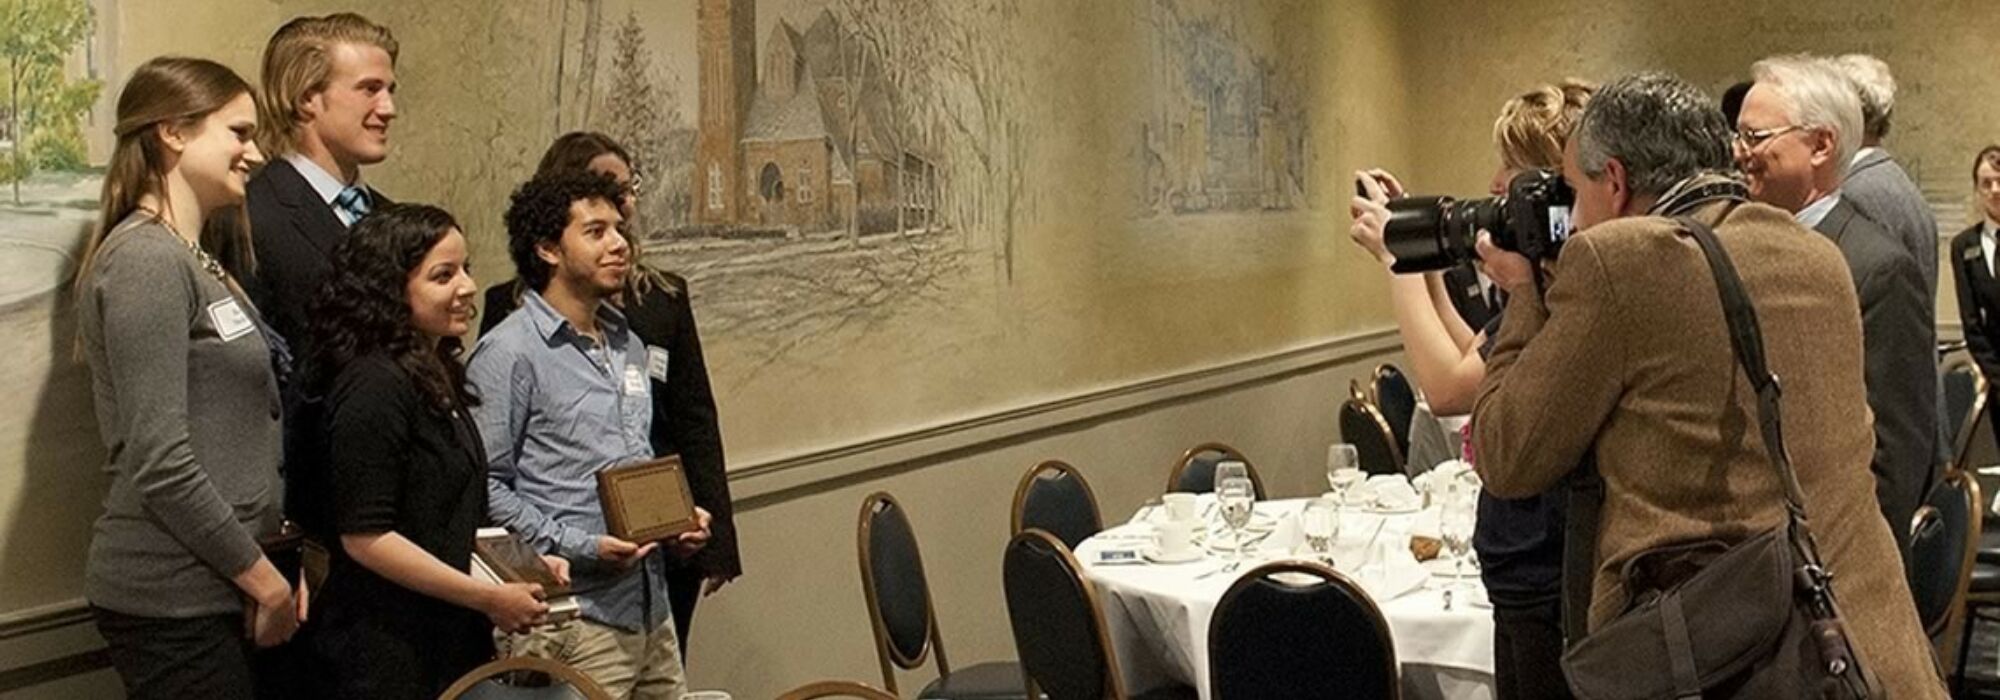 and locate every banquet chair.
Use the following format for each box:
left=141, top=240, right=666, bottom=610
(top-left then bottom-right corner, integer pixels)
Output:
left=1371, top=363, right=1417, bottom=458
left=1339, top=393, right=1405, bottom=476
left=1002, top=530, right=1197, bottom=700
left=1165, top=442, right=1266, bottom=500
left=1208, top=561, right=1400, bottom=700
left=858, top=492, right=1036, bottom=699
left=1943, top=359, right=1987, bottom=469
left=775, top=680, right=900, bottom=700
left=437, top=655, right=612, bottom=700
left=1908, top=470, right=1978, bottom=671
left=1013, top=460, right=1105, bottom=549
